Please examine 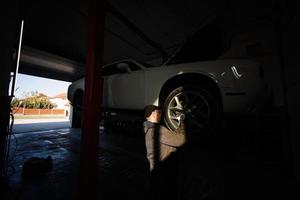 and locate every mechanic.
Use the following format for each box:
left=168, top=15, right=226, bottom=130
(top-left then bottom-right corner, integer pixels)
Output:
left=143, top=105, right=186, bottom=199
left=143, top=105, right=186, bottom=171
